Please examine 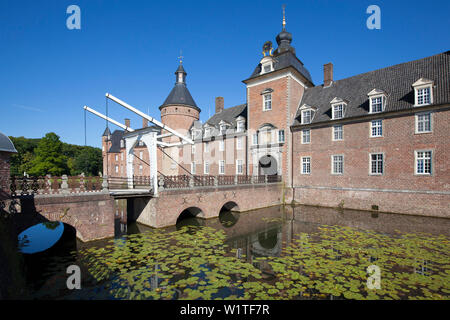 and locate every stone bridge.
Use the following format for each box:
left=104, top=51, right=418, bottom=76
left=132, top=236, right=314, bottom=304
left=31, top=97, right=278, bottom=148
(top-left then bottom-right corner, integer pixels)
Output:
left=4, top=174, right=284, bottom=241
